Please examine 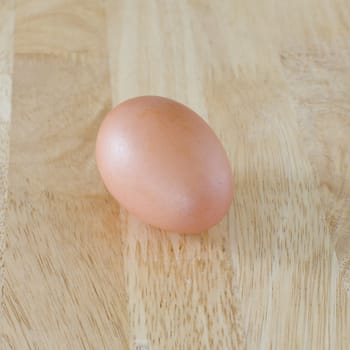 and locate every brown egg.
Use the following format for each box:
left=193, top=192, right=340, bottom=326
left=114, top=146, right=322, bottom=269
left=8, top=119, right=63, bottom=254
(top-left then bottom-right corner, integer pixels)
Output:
left=96, top=96, right=233, bottom=234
